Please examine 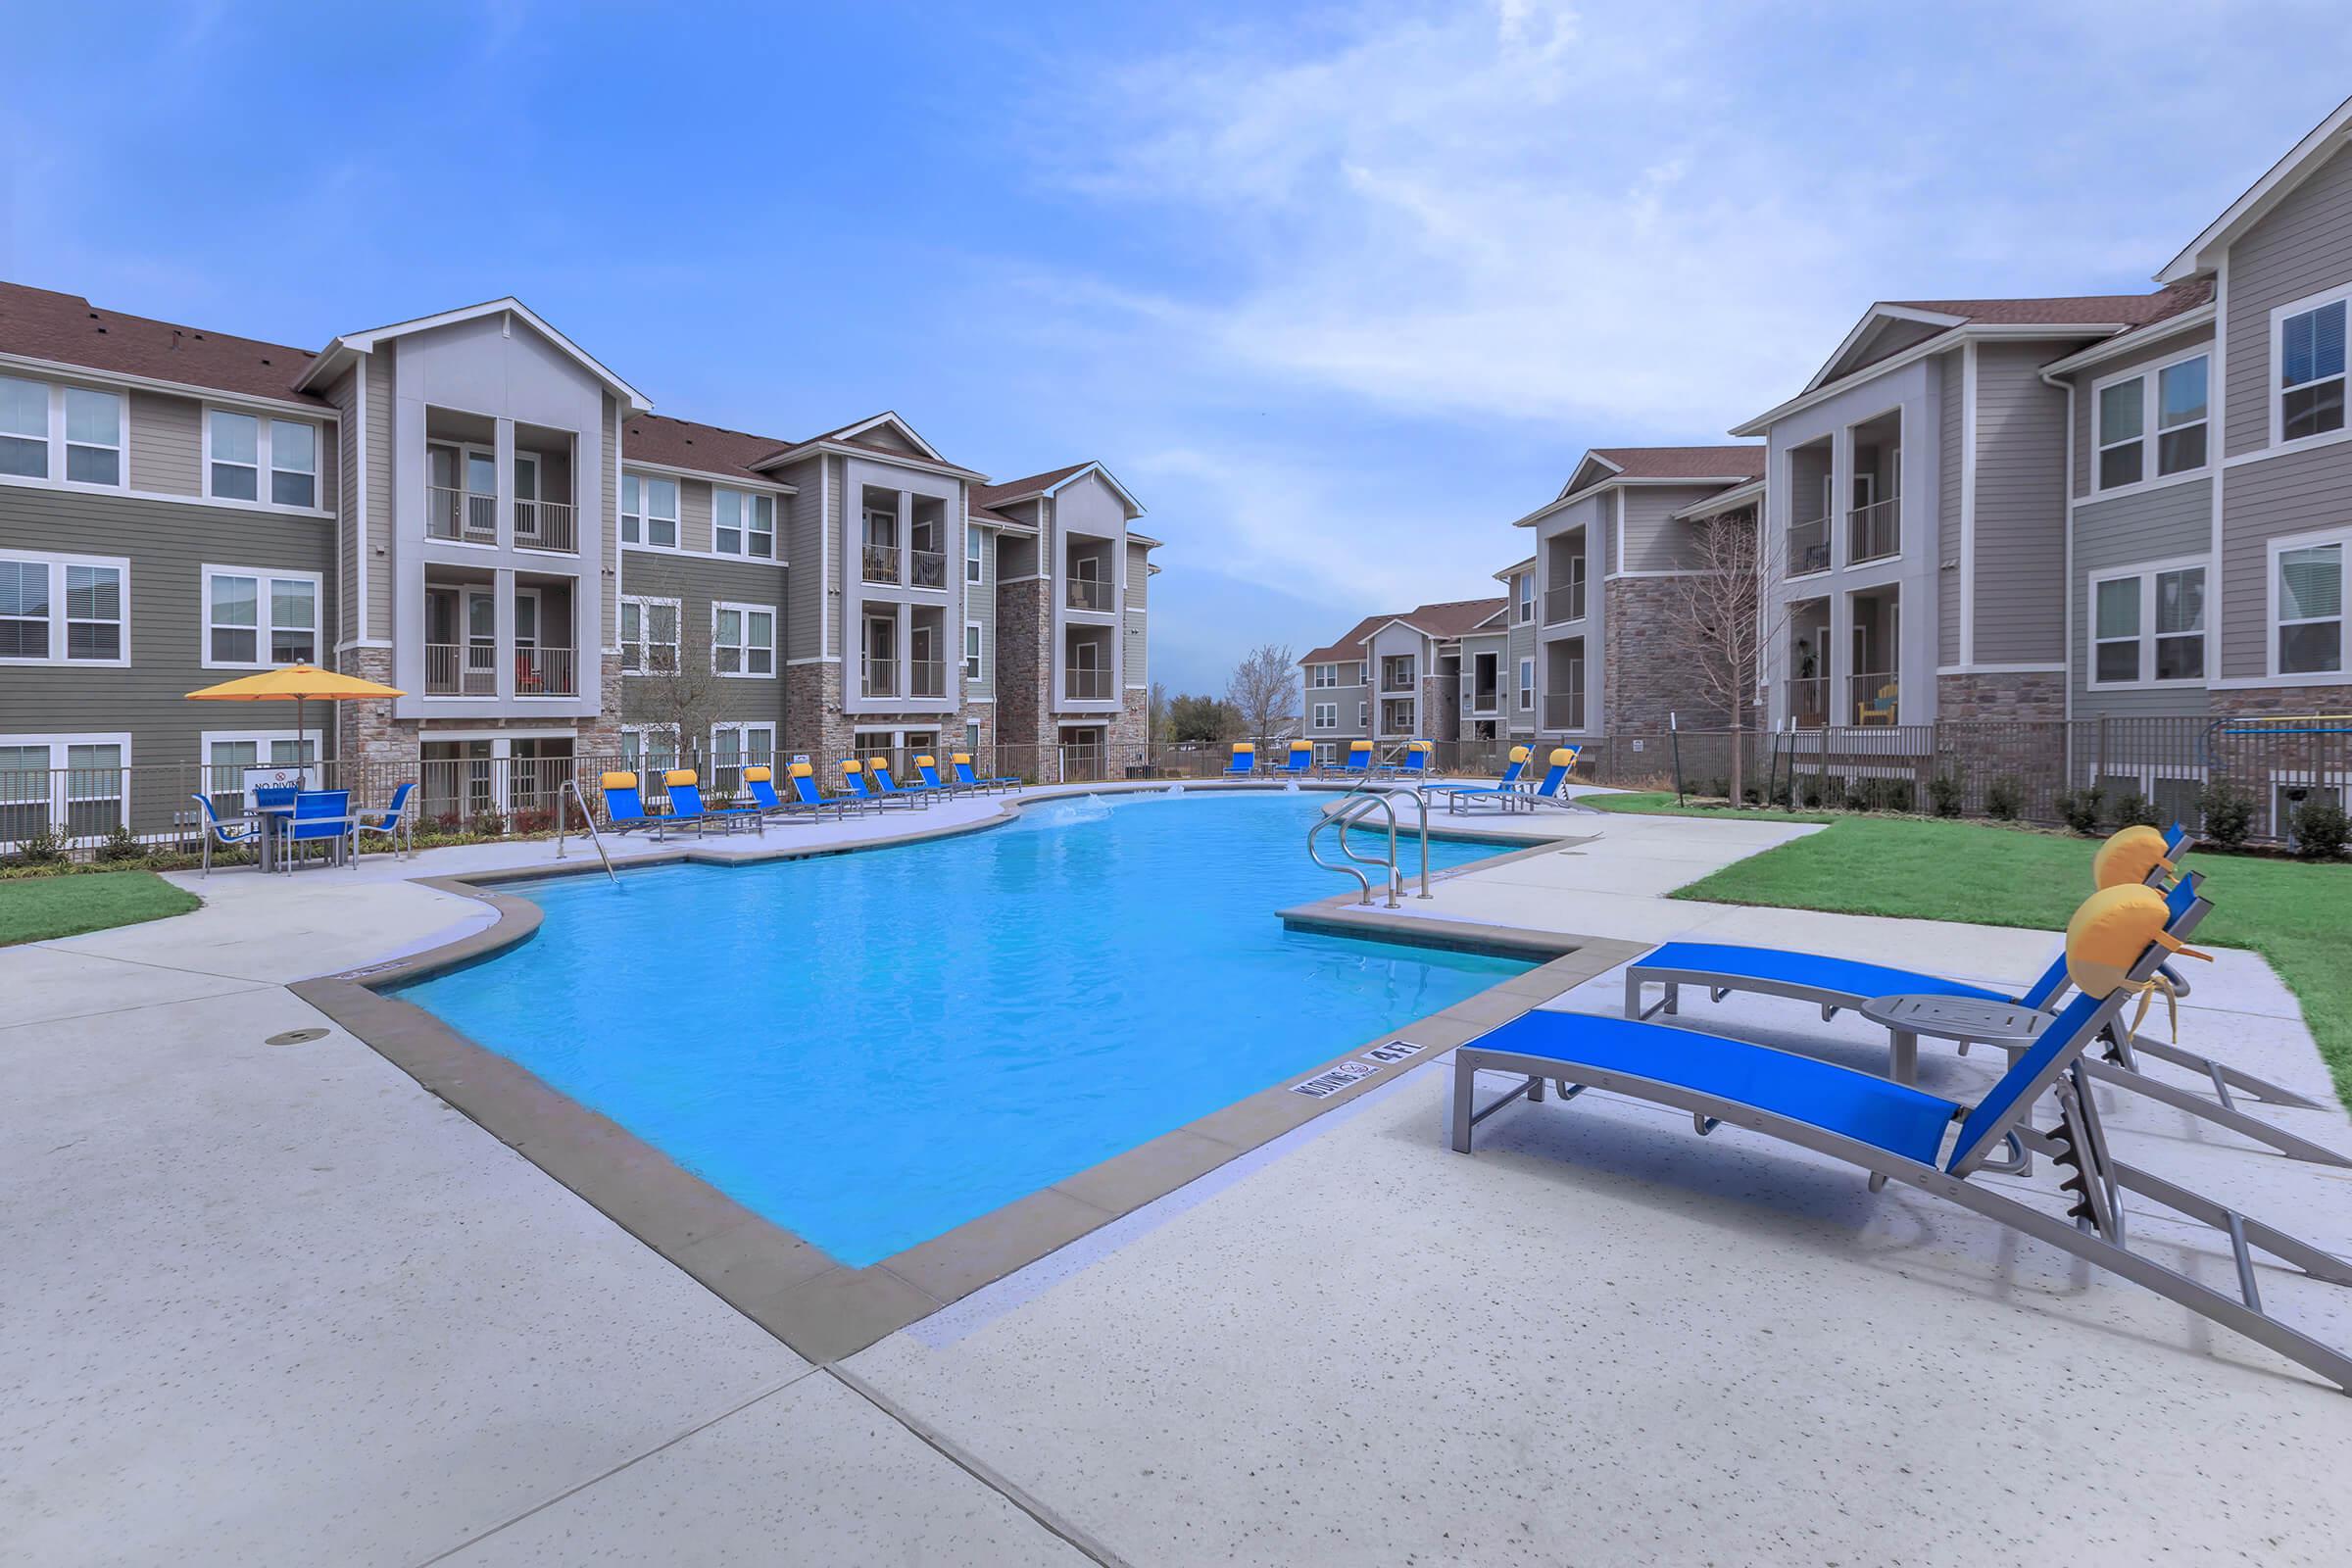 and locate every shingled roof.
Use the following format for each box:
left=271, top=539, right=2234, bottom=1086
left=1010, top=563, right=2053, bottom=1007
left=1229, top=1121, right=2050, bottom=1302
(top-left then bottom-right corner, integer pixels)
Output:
left=0, top=281, right=326, bottom=406
left=1300, top=597, right=1508, bottom=664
